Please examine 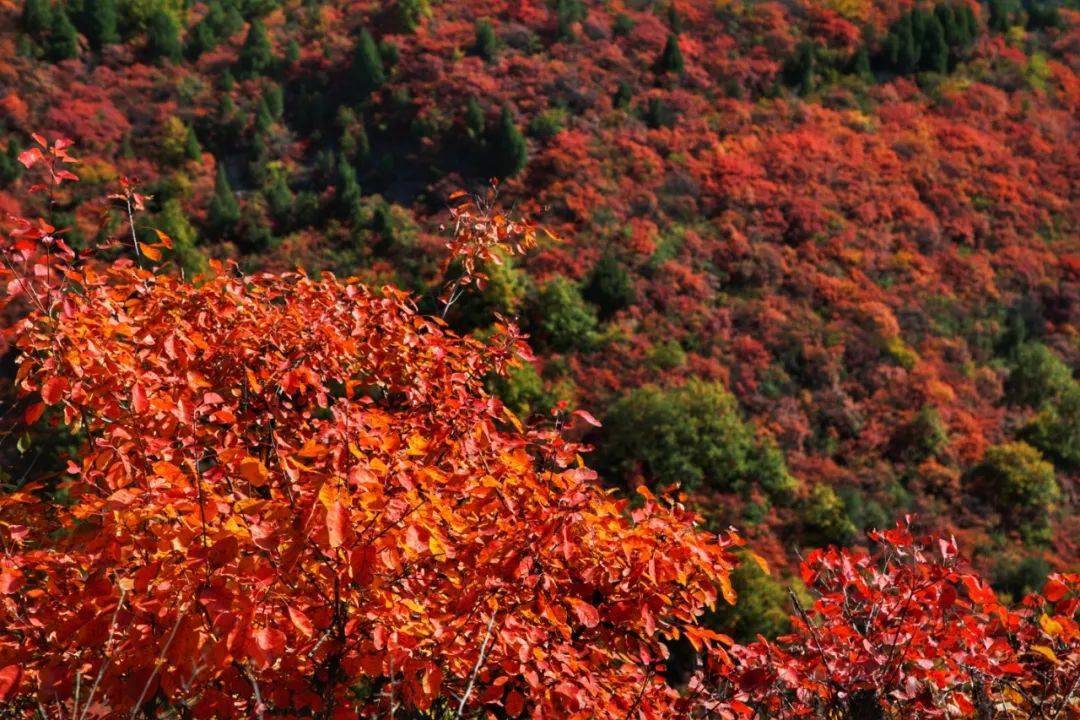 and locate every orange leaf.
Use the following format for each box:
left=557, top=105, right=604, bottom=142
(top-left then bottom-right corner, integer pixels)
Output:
left=327, top=501, right=348, bottom=548
left=239, top=457, right=269, bottom=487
